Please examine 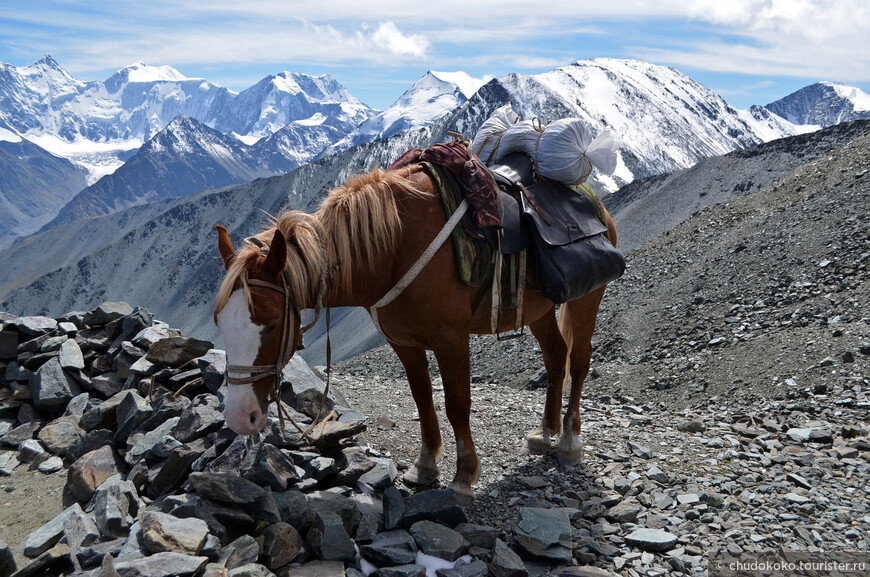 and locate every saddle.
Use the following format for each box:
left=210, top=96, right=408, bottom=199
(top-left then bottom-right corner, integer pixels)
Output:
left=425, top=147, right=625, bottom=310
left=468, top=151, right=625, bottom=304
